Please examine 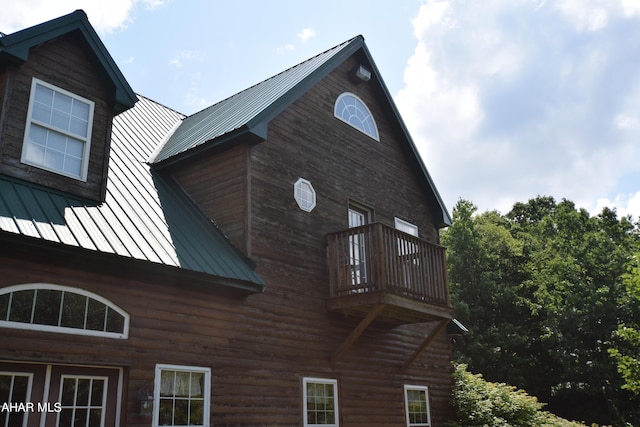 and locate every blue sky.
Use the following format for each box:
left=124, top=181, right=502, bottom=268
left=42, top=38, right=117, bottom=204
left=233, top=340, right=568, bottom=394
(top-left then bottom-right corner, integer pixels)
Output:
left=3, top=0, right=640, bottom=220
